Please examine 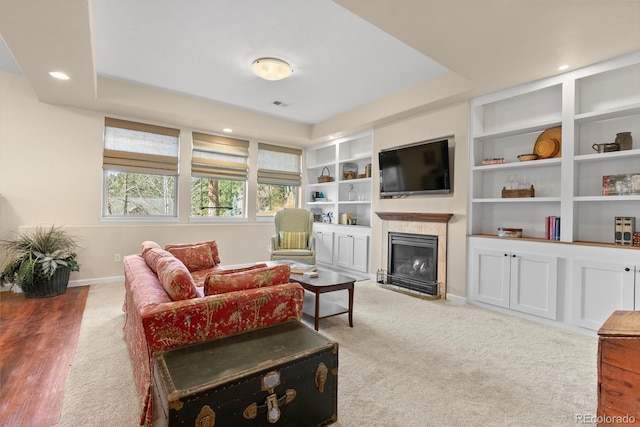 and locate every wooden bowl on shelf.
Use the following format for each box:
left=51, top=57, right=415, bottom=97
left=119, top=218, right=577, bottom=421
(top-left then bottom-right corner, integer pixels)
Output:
left=517, top=153, right=538, bottom=161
